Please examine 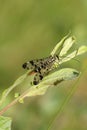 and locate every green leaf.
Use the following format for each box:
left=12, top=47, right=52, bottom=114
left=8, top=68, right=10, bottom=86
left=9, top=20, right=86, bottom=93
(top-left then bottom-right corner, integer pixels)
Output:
left=77, top=45, right=87, bottom=56
left=59, top=45, right=87, bottom=64
left=59, top=36, right=75, bottom=57
left=51, top=35, right=87, bottom=65
left=0, top=116, right=12, bottom=130
left=51, top=34, right=69, bottom=56
left=0, top=71, right=32, bottom=106
left=59, top=50, right=77, bottom=64
left=0, top=35, right=86, bottom=105
left=19, top=68, right=80, bottom=100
